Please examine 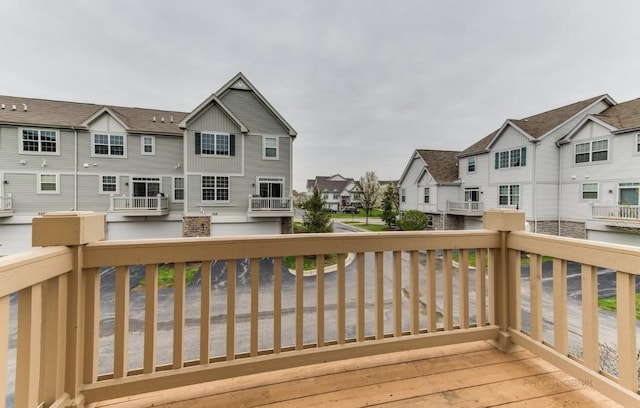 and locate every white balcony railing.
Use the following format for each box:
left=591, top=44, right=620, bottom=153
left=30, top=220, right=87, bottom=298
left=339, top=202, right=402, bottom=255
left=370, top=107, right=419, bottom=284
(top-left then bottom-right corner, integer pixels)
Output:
left=248, top=197, right=293, bottom=211
left=0, top=194, right=13, bottom=216
left=109, top=194, right=170, bottom=215
left=592, top=204, right=640, bottom=221
left=447, top=200, right=484, bottom=214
